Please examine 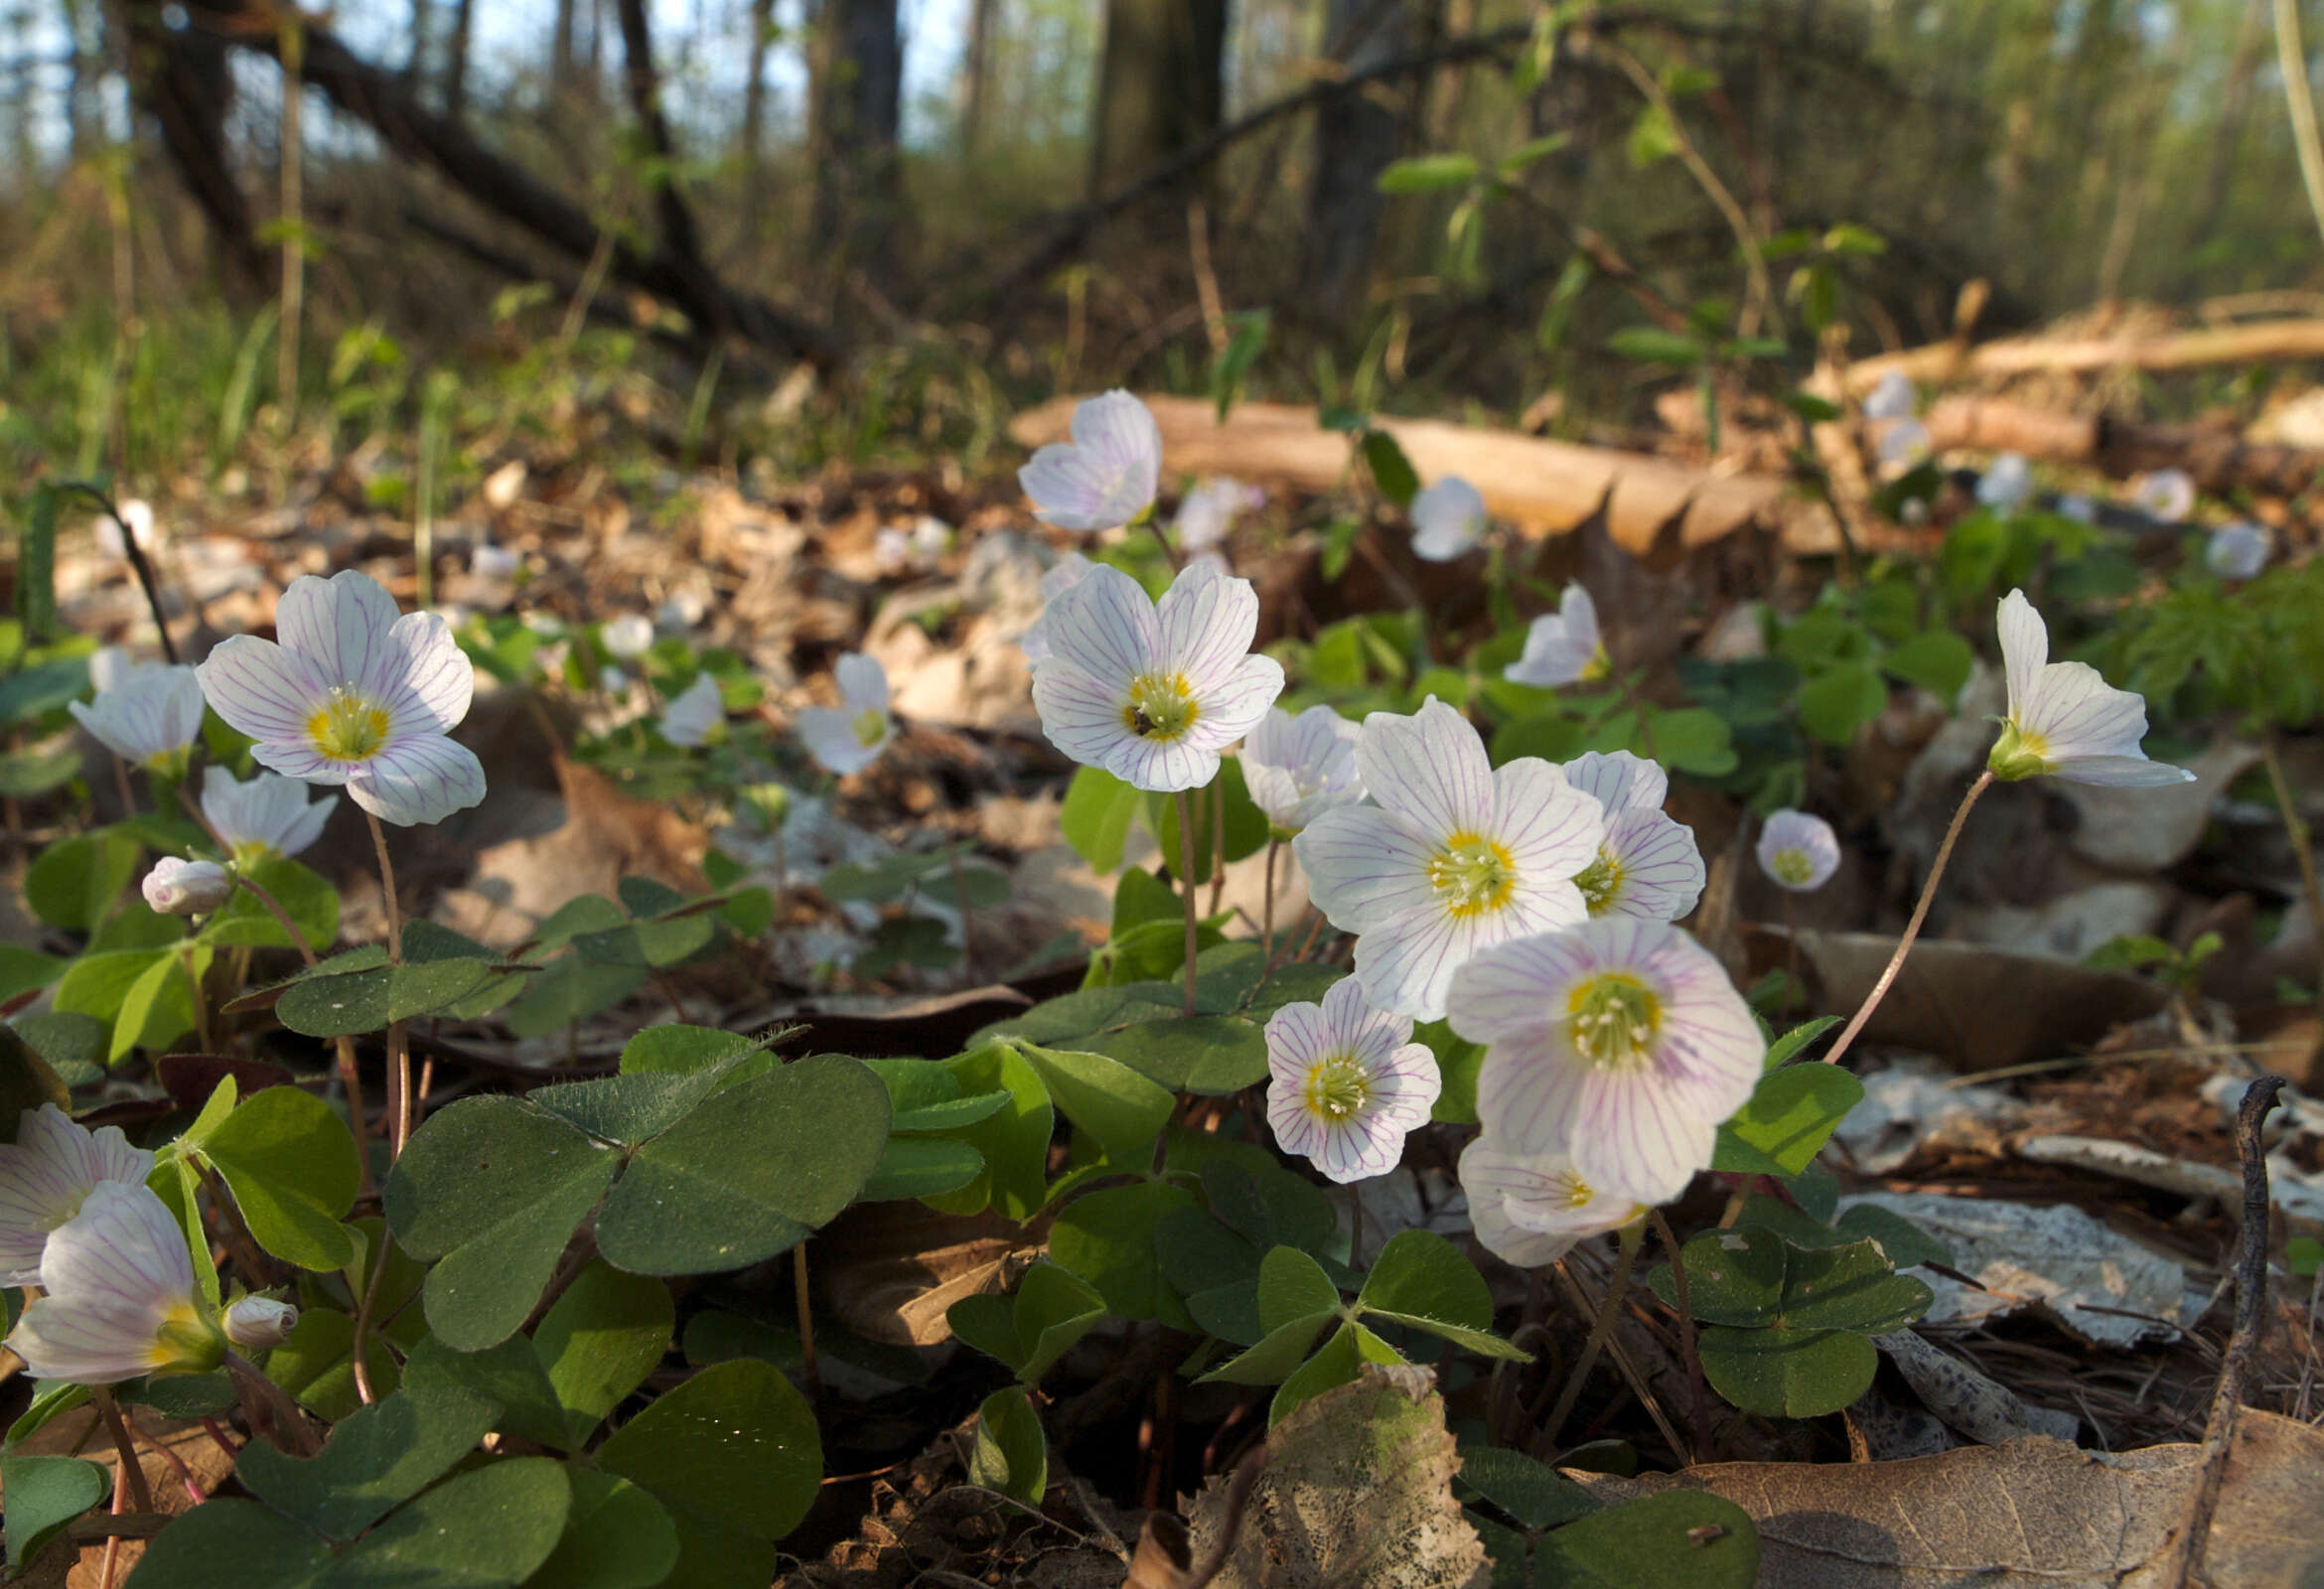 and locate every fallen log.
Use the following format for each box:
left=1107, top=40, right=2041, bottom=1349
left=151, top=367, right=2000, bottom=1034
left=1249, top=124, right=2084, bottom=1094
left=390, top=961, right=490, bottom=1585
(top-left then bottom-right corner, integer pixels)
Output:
left=1008, top=395, right=1839, bottom=555
left=1845, top=317, right=2324, bottom=392
left=1923, top=395, right=2324, bottom=496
